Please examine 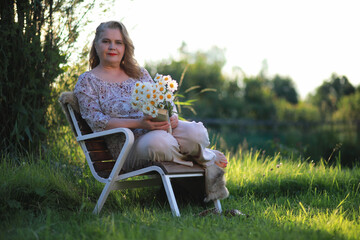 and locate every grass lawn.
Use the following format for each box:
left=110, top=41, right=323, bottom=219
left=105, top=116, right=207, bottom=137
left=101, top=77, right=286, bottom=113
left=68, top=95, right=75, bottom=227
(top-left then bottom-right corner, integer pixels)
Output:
left=1, top=145, right=359, bottom=240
